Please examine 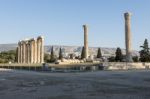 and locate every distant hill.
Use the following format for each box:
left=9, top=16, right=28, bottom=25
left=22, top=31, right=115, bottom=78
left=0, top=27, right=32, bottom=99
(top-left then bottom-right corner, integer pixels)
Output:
left=0, top=44, right=139, bottom=57
left=0, top=44, right=17, bottom=52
